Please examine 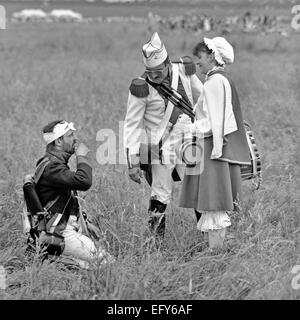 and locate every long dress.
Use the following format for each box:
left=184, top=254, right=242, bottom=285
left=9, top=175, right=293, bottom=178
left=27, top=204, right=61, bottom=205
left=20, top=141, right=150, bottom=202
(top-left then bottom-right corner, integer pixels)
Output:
left=178, top=67, right=251, bottom=231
